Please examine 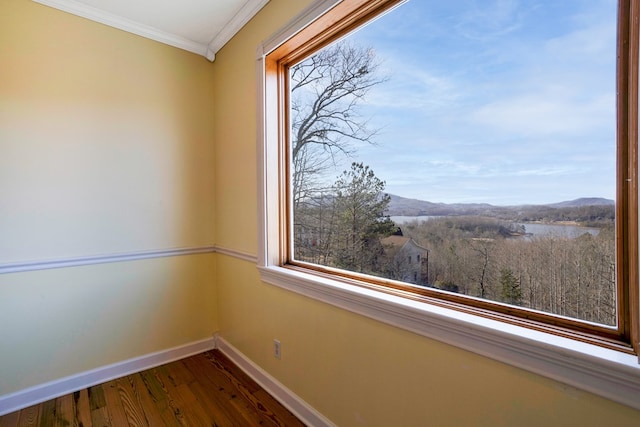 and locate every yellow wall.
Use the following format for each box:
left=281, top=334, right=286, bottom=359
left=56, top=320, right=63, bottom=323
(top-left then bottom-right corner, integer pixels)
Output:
left=0, top=1, right=217, bottom=395
left=212, top=1, right=640, bottom=426
left=2, top=0, right=639, bottom=424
